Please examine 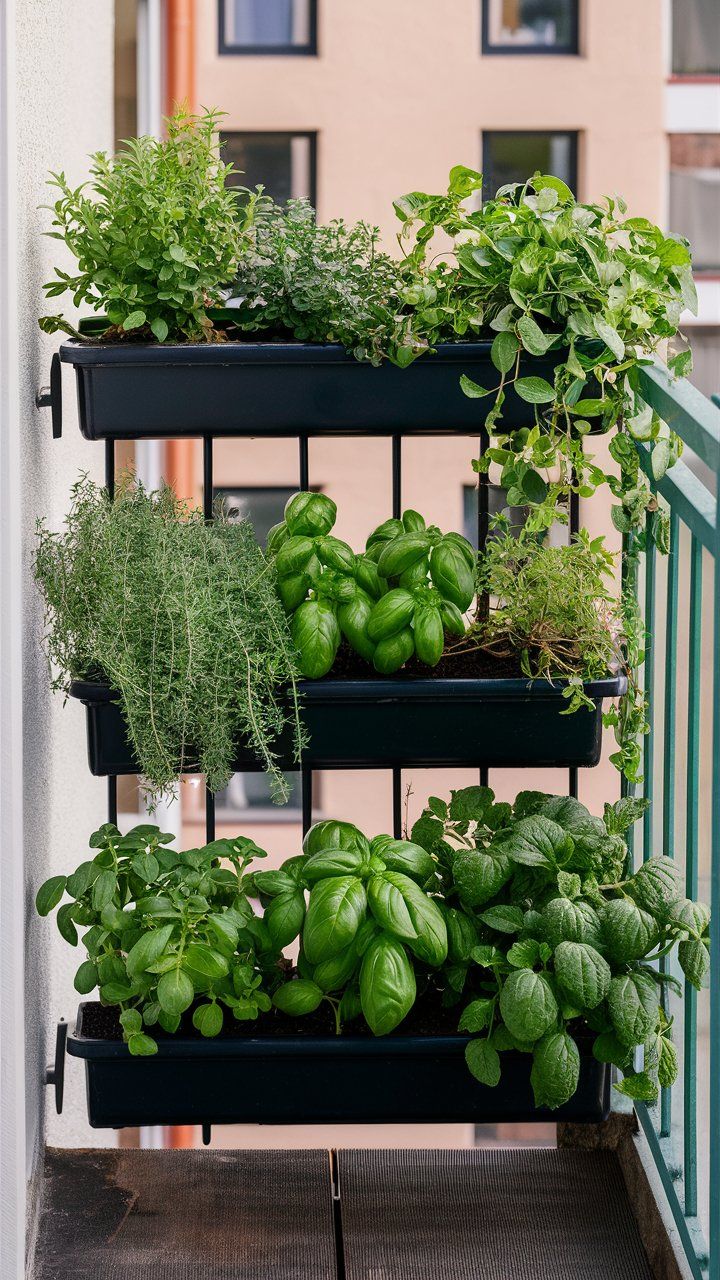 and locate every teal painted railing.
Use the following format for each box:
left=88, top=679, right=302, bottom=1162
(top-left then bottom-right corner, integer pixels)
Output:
left=625, top=362, right=720, bottom=1279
